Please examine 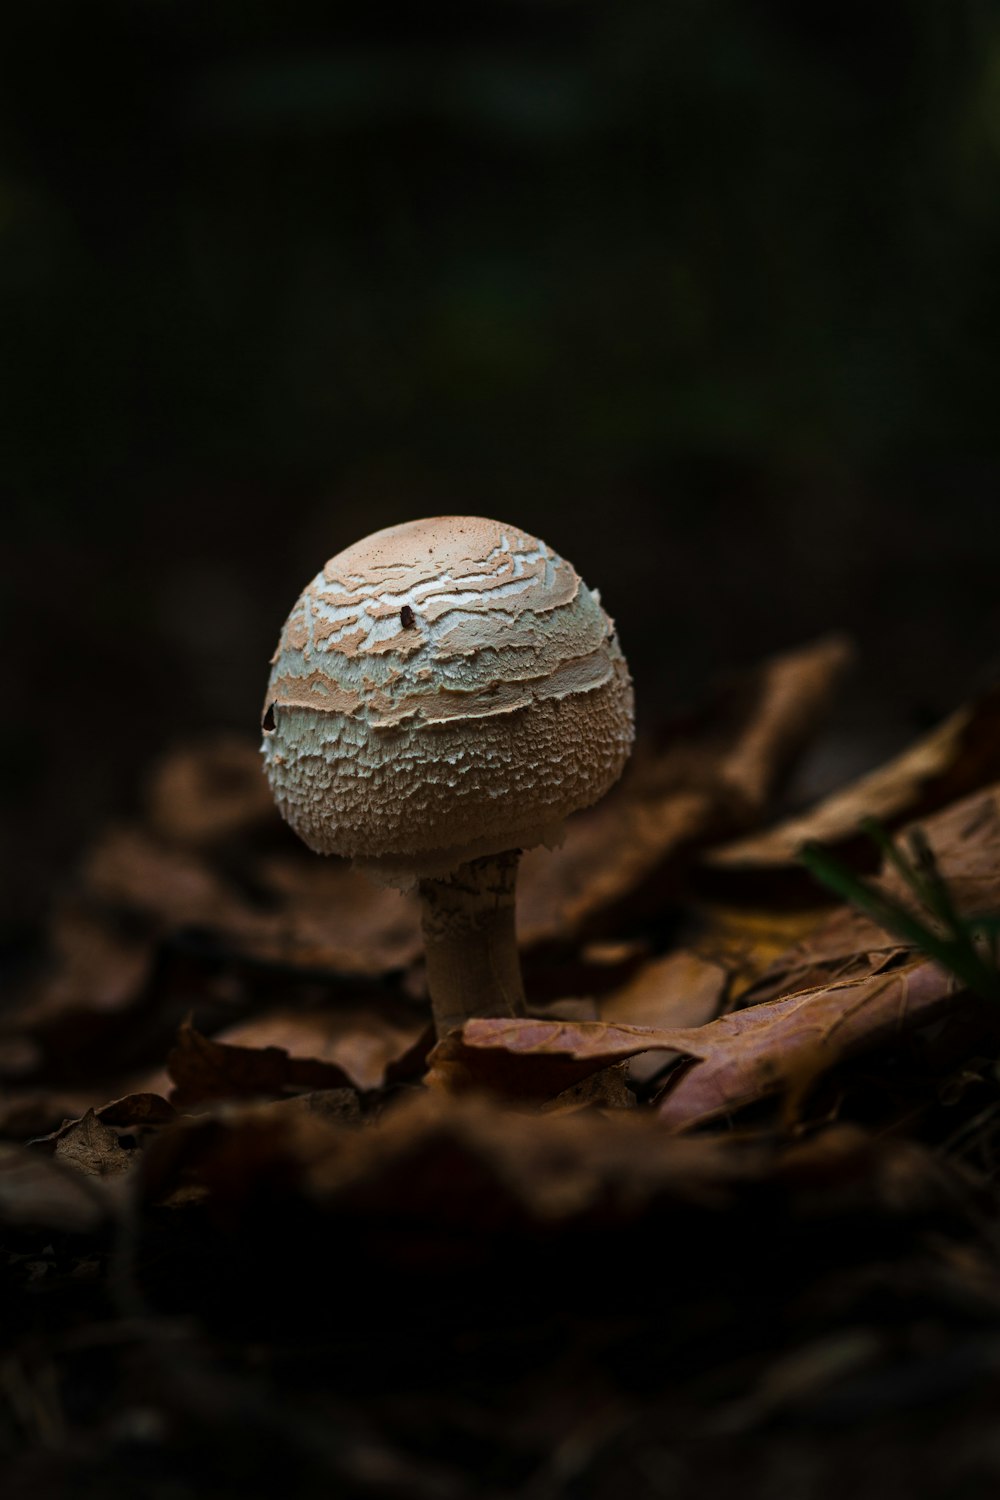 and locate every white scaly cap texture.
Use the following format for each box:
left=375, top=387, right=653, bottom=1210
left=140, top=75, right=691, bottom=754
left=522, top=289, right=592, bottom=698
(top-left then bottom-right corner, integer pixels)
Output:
left=262, top=516, right=634, bottom=884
